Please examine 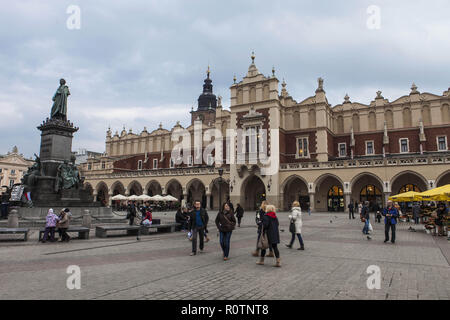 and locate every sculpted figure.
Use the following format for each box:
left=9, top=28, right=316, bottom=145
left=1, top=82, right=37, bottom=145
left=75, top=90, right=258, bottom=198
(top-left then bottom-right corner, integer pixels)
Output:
left=51, top=78, right=70, bottom=120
